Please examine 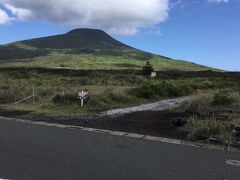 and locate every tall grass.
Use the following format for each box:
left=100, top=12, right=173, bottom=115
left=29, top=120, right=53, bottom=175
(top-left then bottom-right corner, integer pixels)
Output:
left=176, top=90, right=240, bottom=146
left=128, top=82, right=193, bottom=99
left=185, top=116, right=226, bottom=142
left=0, top=69, right=239, bottom=118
